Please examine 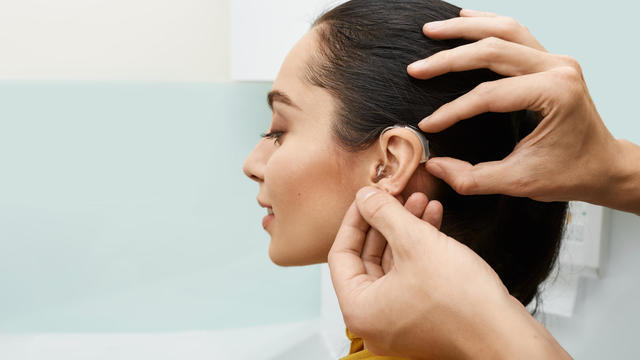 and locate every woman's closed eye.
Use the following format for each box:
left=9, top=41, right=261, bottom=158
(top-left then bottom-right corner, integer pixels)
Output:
left=260, top=130, right=285, bottom=145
